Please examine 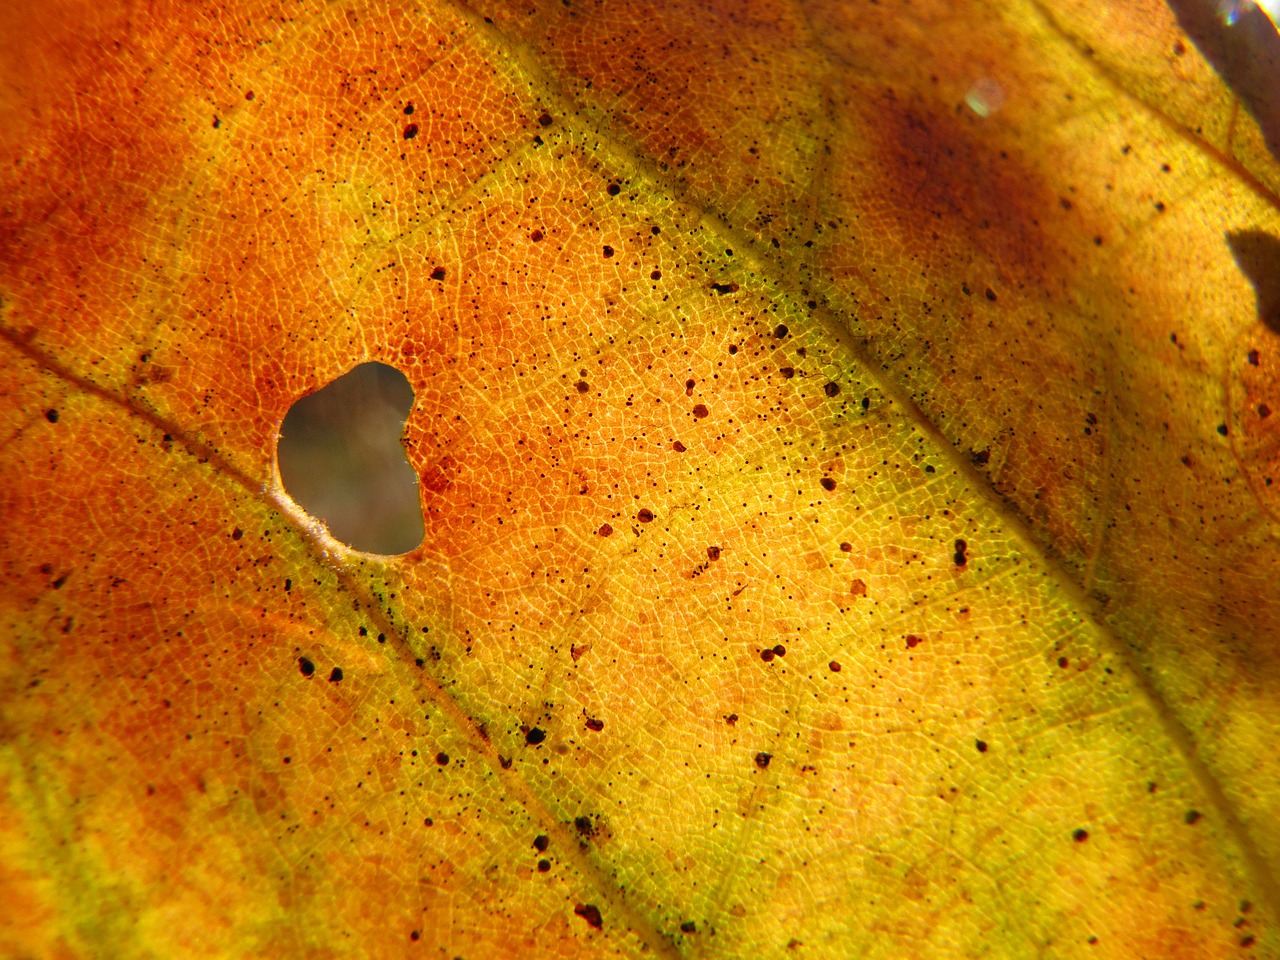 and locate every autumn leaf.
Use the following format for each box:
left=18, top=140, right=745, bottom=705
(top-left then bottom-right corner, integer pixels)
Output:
left=2, top=0, right=1279, bottom=956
